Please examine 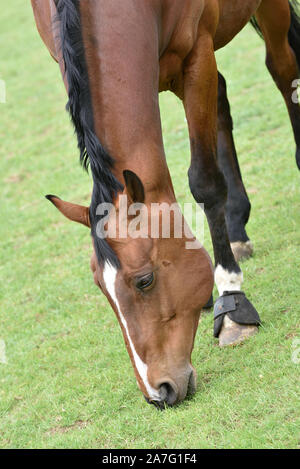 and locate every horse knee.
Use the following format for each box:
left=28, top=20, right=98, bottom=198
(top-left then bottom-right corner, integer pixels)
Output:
left=225, top=192, right=251, bottom=243
left=188, top=163, right=227, bottom=212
